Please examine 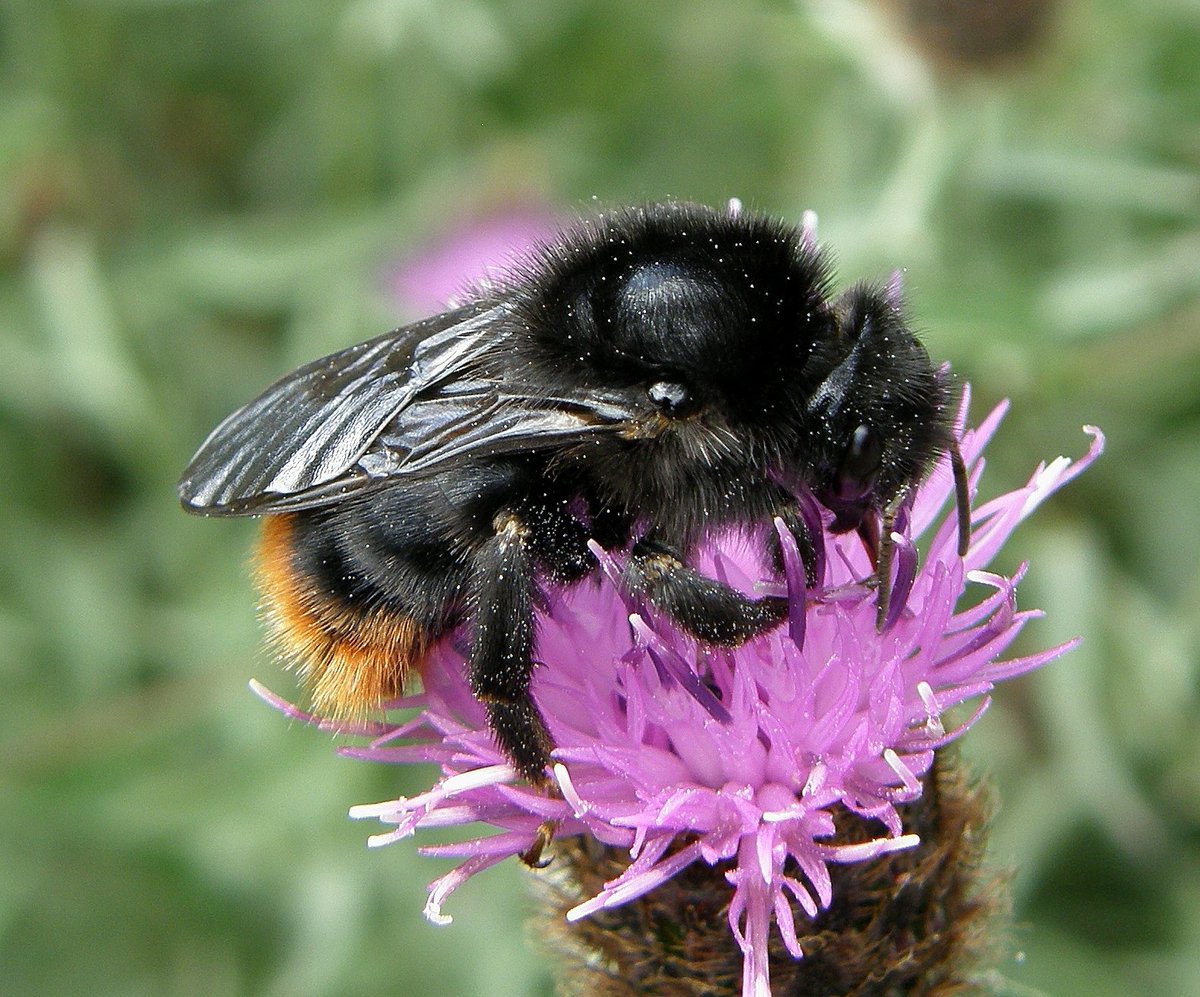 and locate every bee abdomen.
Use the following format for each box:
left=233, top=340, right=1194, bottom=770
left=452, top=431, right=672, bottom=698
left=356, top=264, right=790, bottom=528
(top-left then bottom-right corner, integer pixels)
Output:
left=255, top=515, right=429, bottom=721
